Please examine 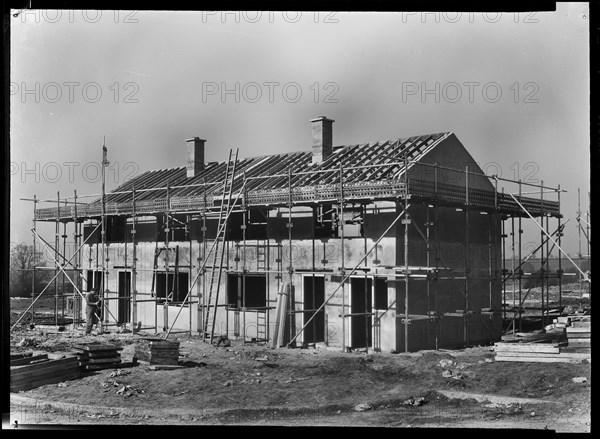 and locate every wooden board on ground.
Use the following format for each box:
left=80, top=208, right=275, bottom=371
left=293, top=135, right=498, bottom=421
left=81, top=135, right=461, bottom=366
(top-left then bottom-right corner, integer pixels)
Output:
left=88, top=357, right=122, bottom=364
left=493, top=343, right=560, bottom=353
left=150, top=360, right=179, bottom=366
left=10, top=352, right=33, bottom=360
left=85, top=363, right=121, bottom=371
left=561, top=346, right=591, bottom=354
left=146, top=349, right=180, bottom=355
left=495, top=351, right=591, bottom=360
left=567, top=340, right=591, bottom=348
left=148, top=341, right=180, bottom=348
left=10, top=356, right=78, bottom=374
left=10, top=354, right=49, bottom=367
left=11, top=362, right=78, bottom=381
left=11, top=371, right=81, bottom=392
left=567, top=326, right=592, bottom=333
left=494, top=356, right=585, bottom=364
left=567, top=333, right=591, bottom=339
left=87, top=351, right=122, bottom=359
left=148, top=364, right=183, bottom=370
left=11, top=364, right=80, bottom=383
left=73, top=344, right=123, bottom=352
left=571, top=321, right=591, bottom=329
